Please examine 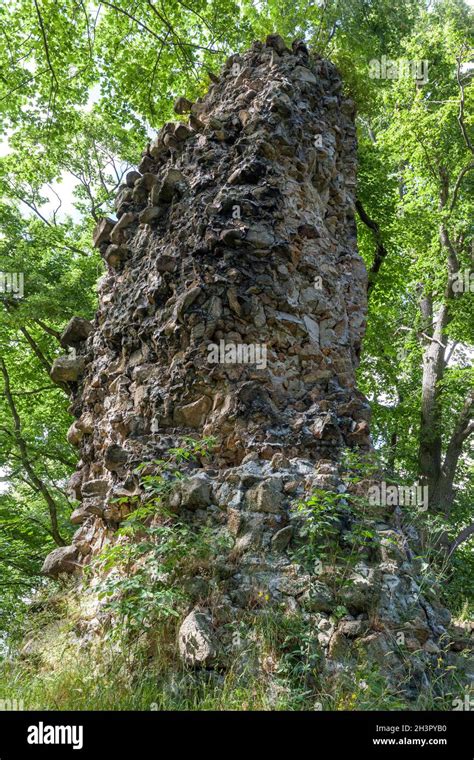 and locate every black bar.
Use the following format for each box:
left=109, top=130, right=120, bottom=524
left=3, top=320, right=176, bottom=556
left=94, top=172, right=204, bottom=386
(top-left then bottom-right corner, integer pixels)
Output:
left=0, top=710, right=471, bottom=758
